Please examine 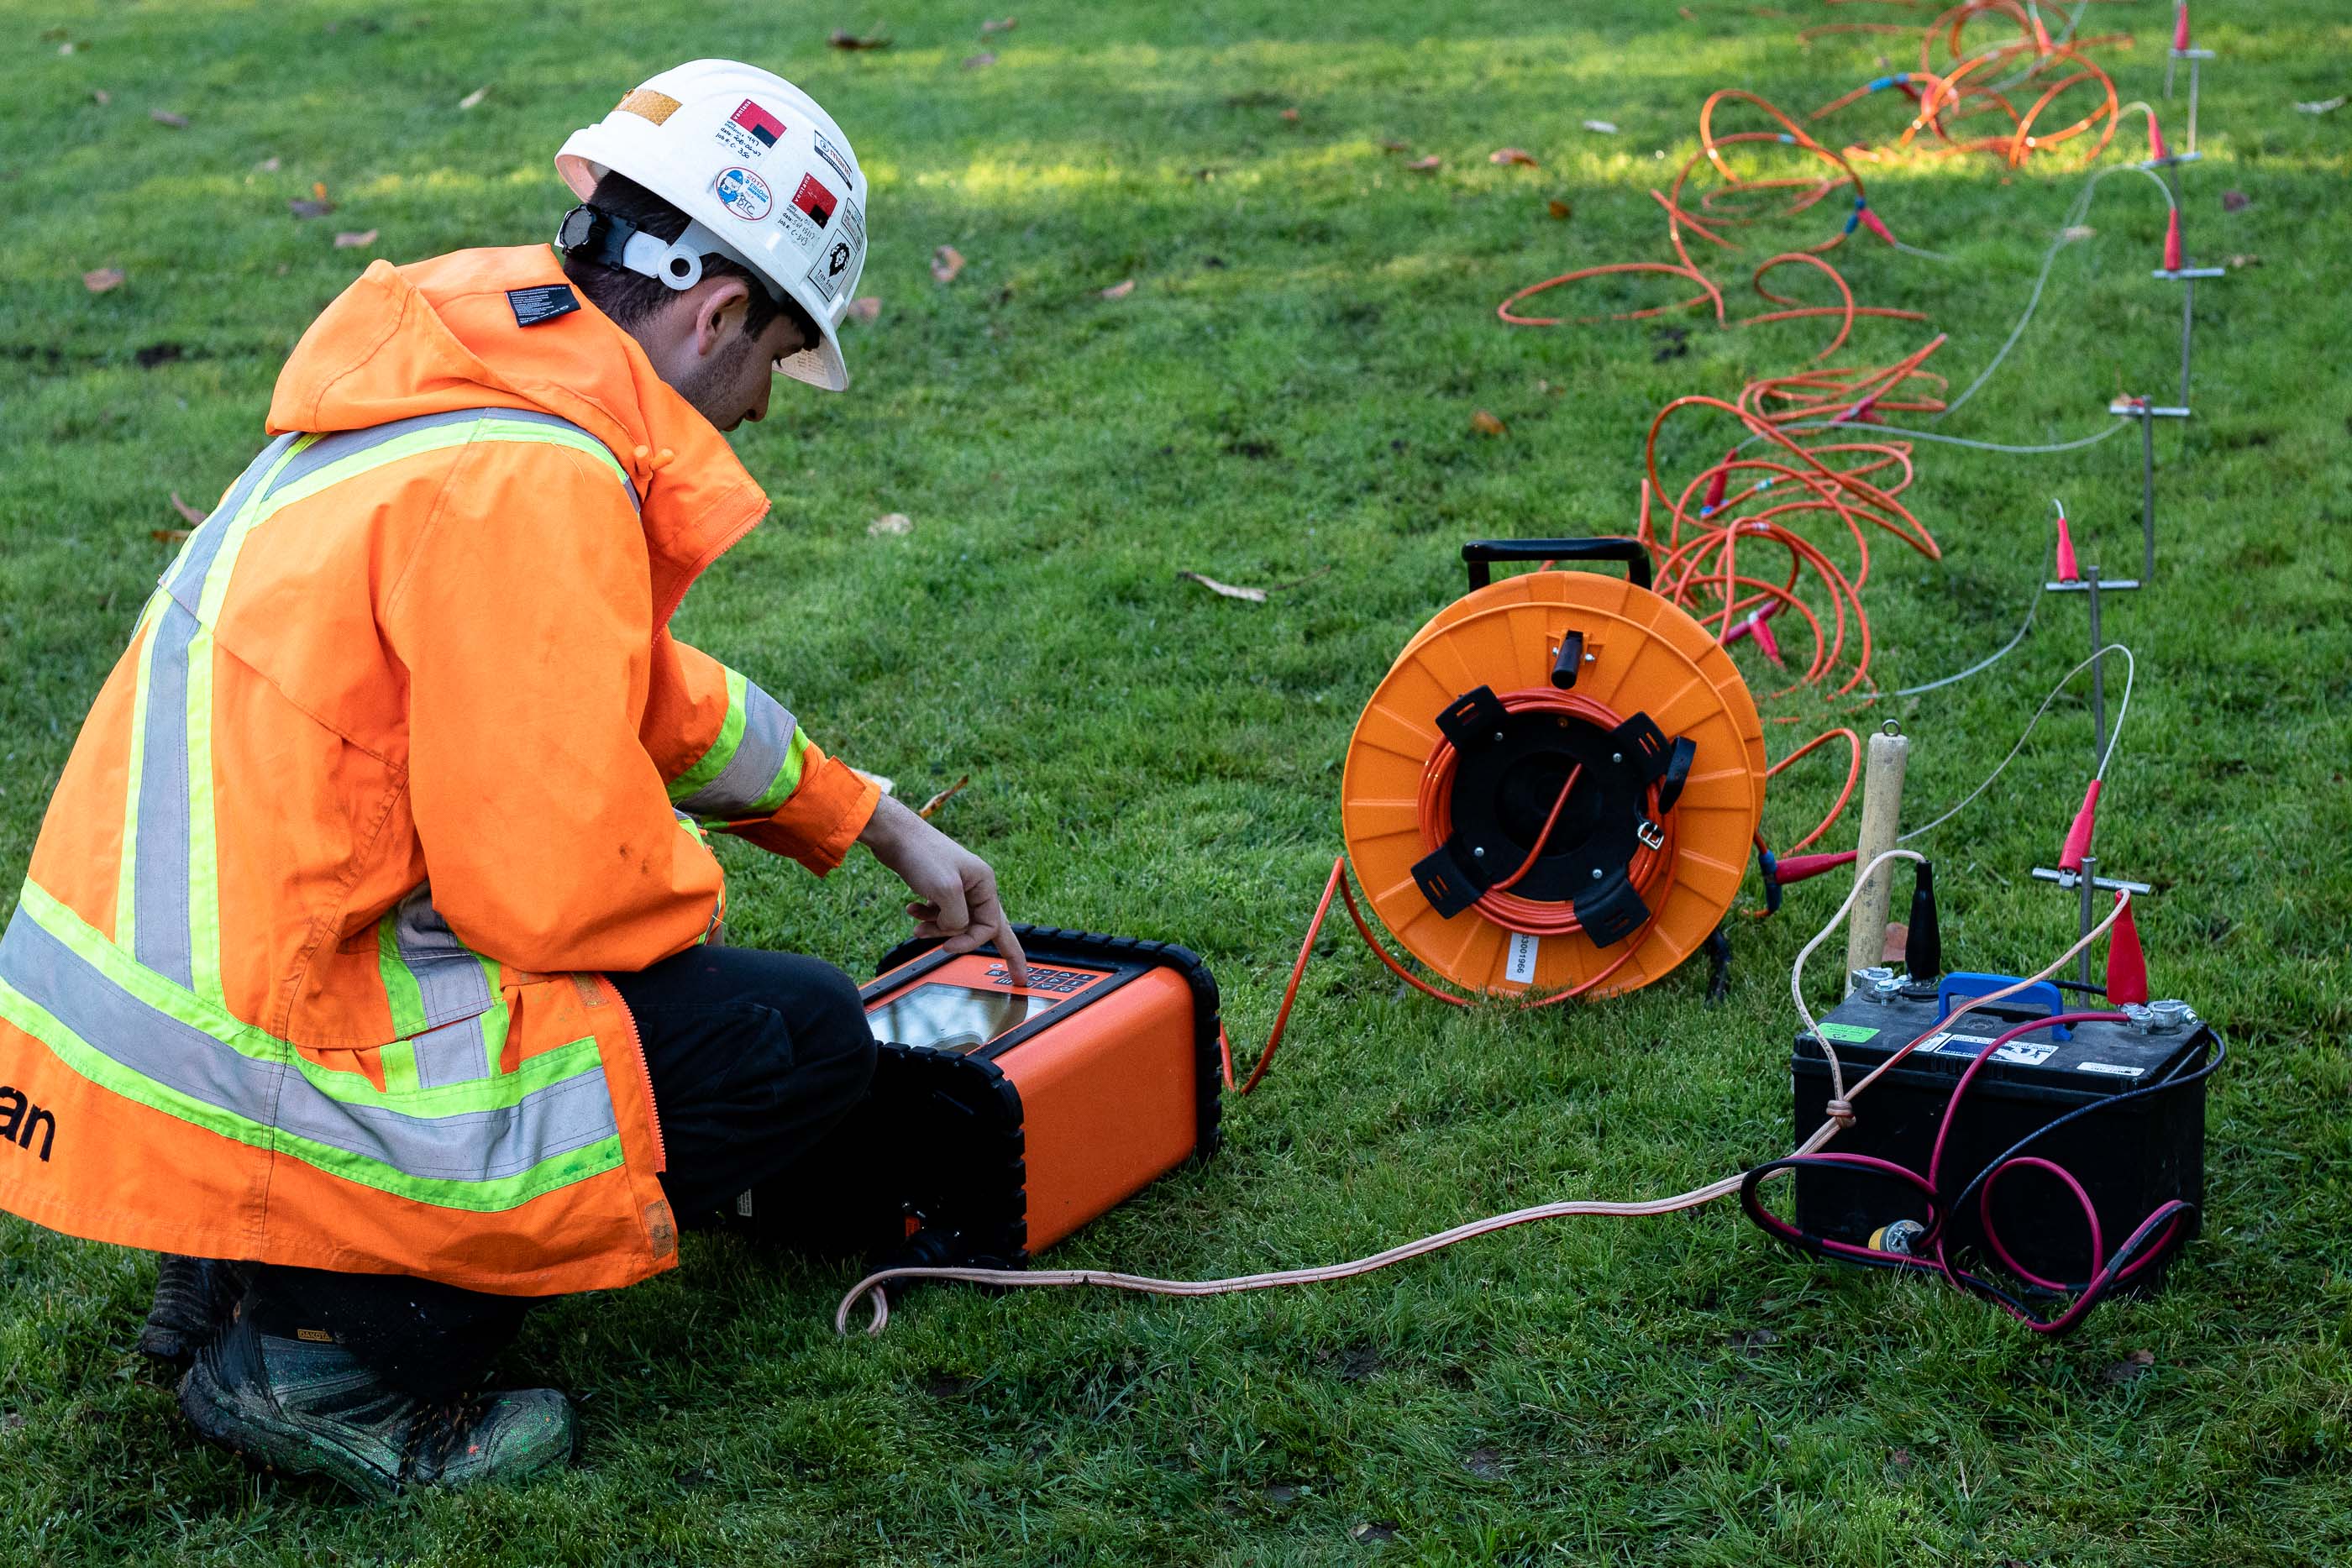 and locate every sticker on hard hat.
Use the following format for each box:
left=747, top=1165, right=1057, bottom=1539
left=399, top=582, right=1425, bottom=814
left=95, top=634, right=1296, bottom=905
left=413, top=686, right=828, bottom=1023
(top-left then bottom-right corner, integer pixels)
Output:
left=790, top=174, right=836, bottom=228
left=712, top=166, right=772, bottom=222
left=811, top=130, right=857, bottom=186
left=717, top=99, right=784, bottom=161
left=803, top=203, right=864, bottom=302
left=776, top=173, right=837, bottom=255
left=616, top=87, right=682, bottom=126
